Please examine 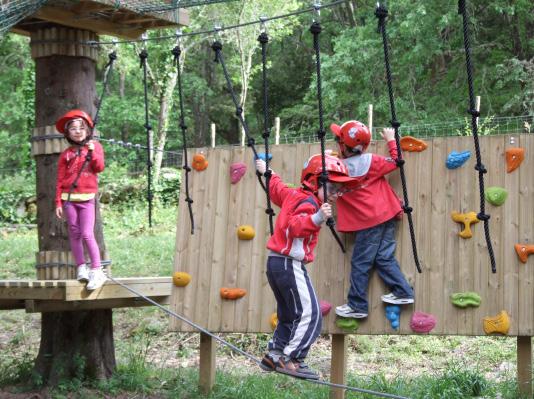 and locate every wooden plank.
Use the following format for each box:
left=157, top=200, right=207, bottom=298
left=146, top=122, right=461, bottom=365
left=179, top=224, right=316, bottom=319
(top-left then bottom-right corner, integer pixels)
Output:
left=0, top=286, right=64, bottom=300
left=25, top=296, right=170, bottom=313
left=199, top=332, right=216, bottom=395
left=517, top=336, right=532, bottom=397
left=330, top=334, right=347, bottom=399
left=0, top=300, right=25, bottom=310
left=64, top=278, right=171, bottom=301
